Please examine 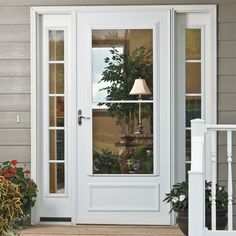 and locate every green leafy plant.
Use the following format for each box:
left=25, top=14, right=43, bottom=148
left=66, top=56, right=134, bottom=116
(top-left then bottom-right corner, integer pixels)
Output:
left=0, top=176, right=23, bottom=235
left=99, top=47, right=153, bottom=134
left=0, top=160, right=37, bottom=216
left=93, top=149, right=121, bottom=174
left=163, top=181, right=228, bottom=212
